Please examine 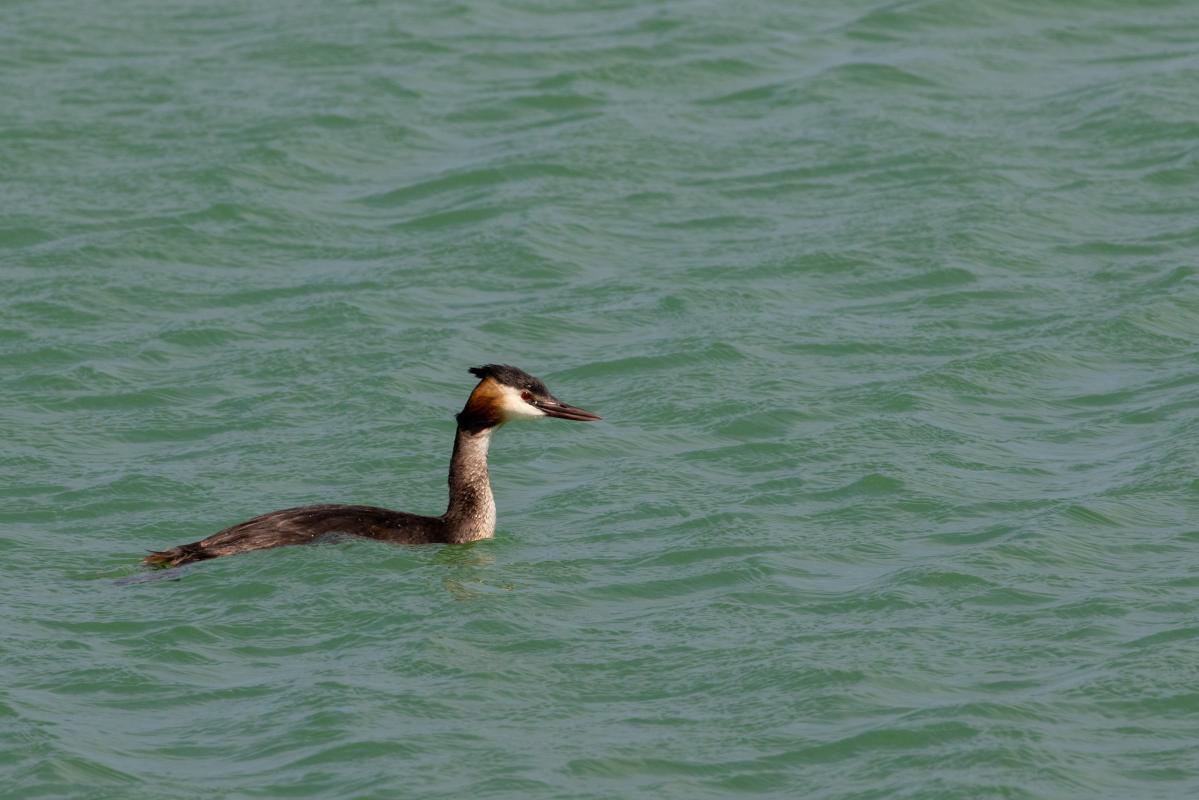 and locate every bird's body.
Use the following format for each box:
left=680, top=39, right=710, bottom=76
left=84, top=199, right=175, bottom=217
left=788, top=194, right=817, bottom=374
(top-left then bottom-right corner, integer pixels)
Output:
left=143, top=366, right=598, bottom=568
